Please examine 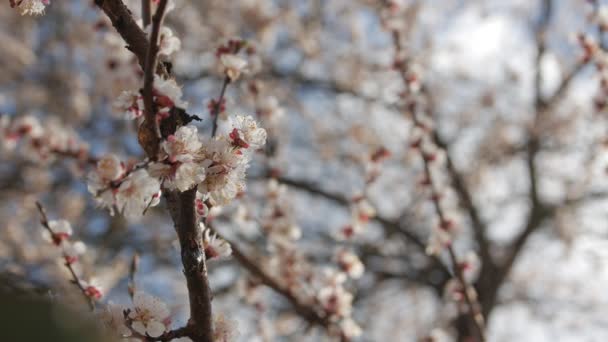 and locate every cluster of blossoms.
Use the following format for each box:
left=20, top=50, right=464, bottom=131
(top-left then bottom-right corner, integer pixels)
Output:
left=0, top=114, right=89, bottom=164
left=87, top=111, right=267, bottom=219
left=260, top=179, right=302, bottom=244
left=315, top=268, right=362, bottom=339
left=87, top=154, right=161, bottom=219
left=10, top=0, right=49, bottom=16
left=96, top=44, right=267, bottom=218
left=579, top=3, right=608, bottom=112
left=41, top=218, right=103, bottom=302
left=407, top=118, right=464, bottom=256
left=336, top=195, right=377, bottom=240
left=443, top=252, right=481, bottom=305
left=244, top=180, right=363, bottom=340
left=105, top=292, right=170, bottom=338
left=103, top=292, right=238, bottom=341
left=114, top=76, right=188, bottom=121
